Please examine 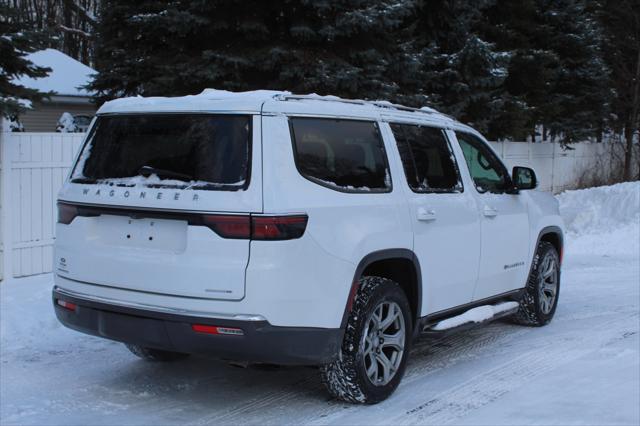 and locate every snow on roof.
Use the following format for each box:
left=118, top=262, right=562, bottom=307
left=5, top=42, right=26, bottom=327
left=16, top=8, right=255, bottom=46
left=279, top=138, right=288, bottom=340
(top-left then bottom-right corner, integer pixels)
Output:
left=99, top=89, right=455, bottom=124
left=13, top=48, right=96, bottom=97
